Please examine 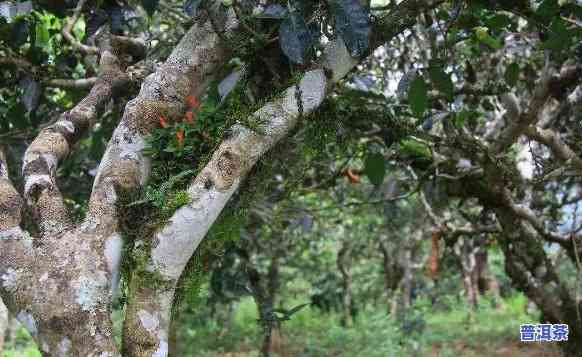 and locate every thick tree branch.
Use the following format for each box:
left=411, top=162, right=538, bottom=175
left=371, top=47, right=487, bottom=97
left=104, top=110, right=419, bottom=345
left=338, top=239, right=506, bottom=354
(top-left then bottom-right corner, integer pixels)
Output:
left=45, top=77, right=98, bottom=89
left=121, top=2, right=444, bottom=355
left=0, top=56, right=99, bottom=88
left=490, top=65, right=553, bottom=154
left=0, top=146, right=23, bottom=232
left=96, top=9, right=239, bottom=356
left=525, top=126, right=582, bottom=175
left=22, top=35, right=132, bottom=236
left=490, top=64, right=581, bottom=154
left=418, top=186, right=498, bottom=242
left=0, top=32, right=150, bottom=357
